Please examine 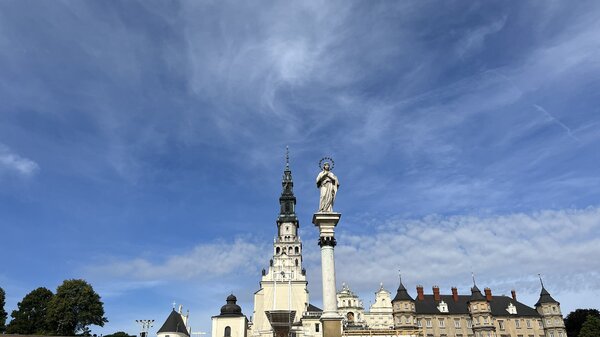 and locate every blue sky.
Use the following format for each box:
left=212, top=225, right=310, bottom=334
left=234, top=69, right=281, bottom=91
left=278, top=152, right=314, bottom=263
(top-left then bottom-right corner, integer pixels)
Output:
left=1, top=0, right=600, bottom=335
